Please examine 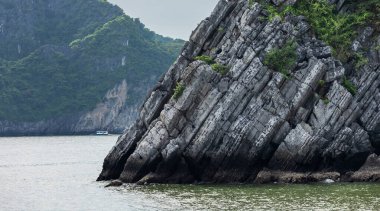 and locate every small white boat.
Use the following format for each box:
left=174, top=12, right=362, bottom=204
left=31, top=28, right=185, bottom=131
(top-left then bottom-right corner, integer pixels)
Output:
left=96, top=131, right=109, bottom=135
